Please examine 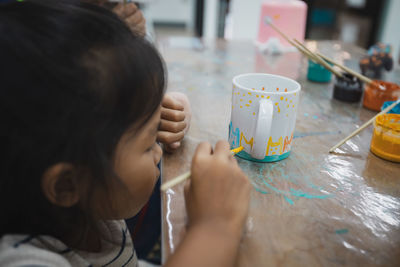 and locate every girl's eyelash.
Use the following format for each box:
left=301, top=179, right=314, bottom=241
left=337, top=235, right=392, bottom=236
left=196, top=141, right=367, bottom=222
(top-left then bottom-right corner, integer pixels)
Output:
left=146, top=143, right=155, bottom=152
